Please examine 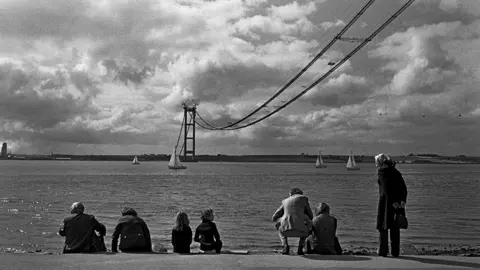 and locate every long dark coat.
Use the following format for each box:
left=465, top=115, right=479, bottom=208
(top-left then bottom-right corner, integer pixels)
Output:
left=376, top=166, right=408, bottom=230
